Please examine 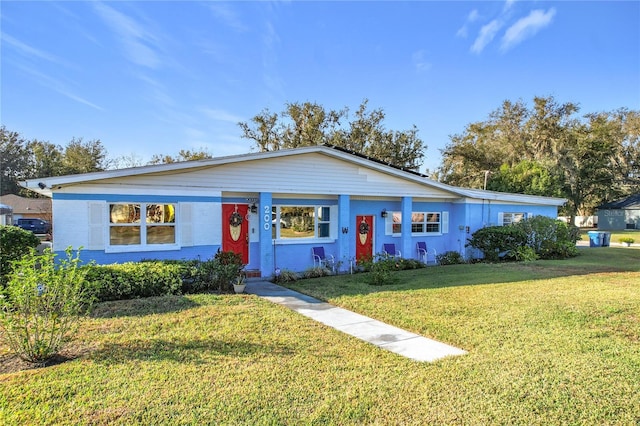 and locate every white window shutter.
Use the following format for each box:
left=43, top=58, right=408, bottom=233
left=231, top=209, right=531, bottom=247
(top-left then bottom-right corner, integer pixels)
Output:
left=498, top=212, right=504, bottom=226
left=384, top=214, right=392, bottom=235
left=442, top=211, right=449, bottom=234
left=330, top=205, right=338, bottom=239
left=88, top=202, right=105, bottom=250
left=180, top=203, right=193, bottom=246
